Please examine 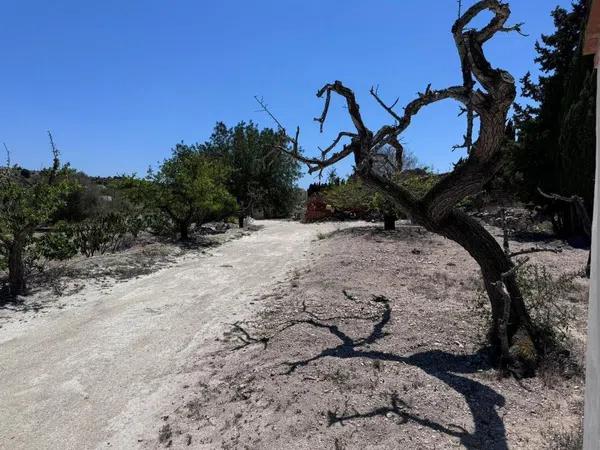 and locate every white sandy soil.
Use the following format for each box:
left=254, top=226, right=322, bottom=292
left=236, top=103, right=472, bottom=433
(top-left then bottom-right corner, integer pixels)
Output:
left=0, top=220, right=356, bottom=450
